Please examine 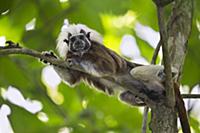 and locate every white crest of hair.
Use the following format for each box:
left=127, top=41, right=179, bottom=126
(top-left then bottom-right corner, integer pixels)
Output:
left=57, top=22, right=103, bottom=58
